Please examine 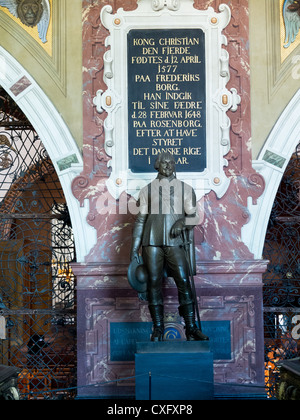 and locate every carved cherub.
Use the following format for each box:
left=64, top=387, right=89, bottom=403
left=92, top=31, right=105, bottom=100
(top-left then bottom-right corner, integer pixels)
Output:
left=288, top=0, right=300, bottom=15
